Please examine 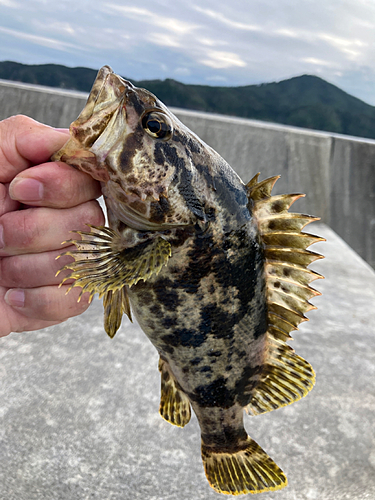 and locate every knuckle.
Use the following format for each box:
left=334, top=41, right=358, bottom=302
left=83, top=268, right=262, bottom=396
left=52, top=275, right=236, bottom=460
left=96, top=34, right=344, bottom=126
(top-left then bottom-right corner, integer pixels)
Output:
left=0, top=256, right=22, bottom=286
left=11, top=210, right=40, bottom=248
left=2, top=115, right=34, bottom=129
left=80, top=200, right=105, bottom=226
